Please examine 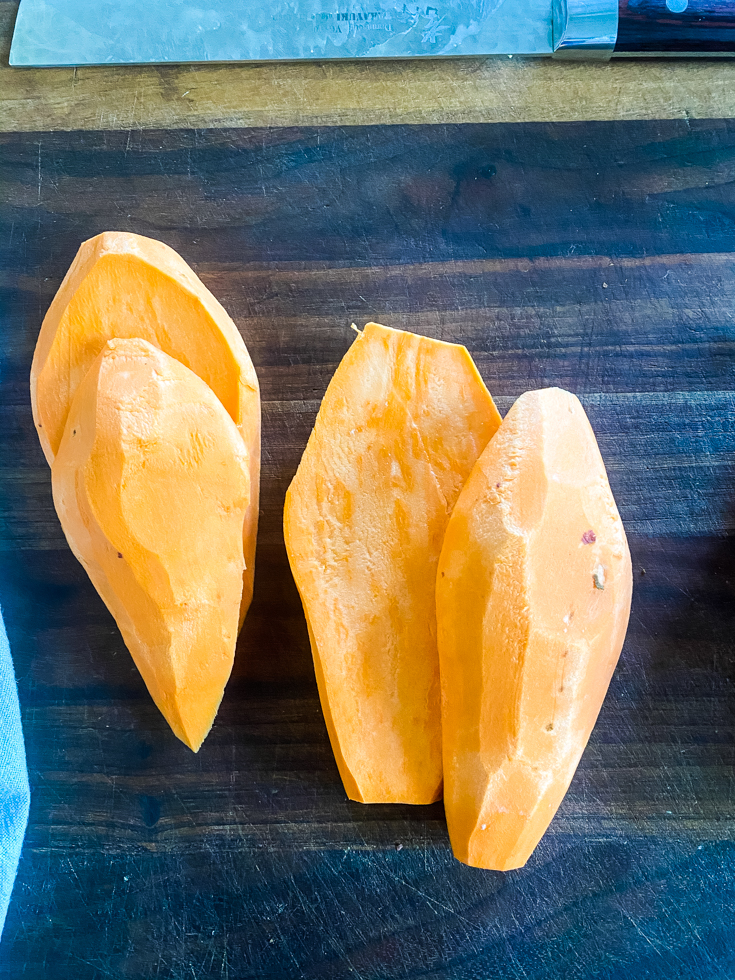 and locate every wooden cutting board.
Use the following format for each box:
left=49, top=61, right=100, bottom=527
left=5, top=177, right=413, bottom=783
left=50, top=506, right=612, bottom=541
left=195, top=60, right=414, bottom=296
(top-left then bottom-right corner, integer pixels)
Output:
left=1, top=120, right=734, bottom=979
